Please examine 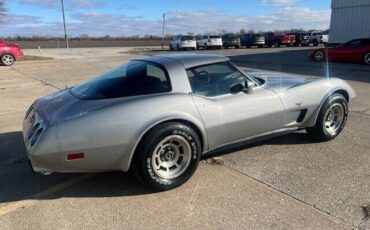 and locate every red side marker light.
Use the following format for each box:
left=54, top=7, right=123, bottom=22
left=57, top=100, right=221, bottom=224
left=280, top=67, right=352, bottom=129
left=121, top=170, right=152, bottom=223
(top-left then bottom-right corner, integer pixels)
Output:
left=67, top=153, right=84, bottom=161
